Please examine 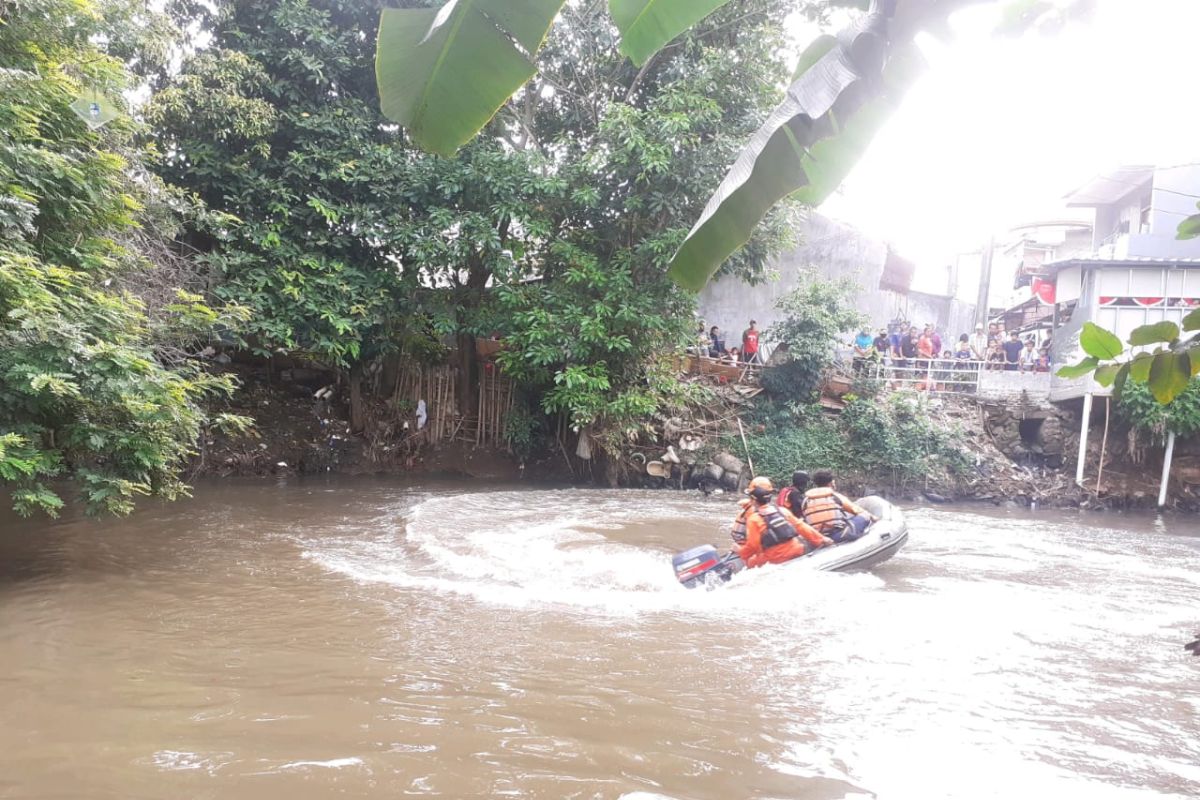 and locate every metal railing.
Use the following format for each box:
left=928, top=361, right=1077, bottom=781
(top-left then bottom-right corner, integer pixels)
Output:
left=842, top=357, right=1051, bottom=396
